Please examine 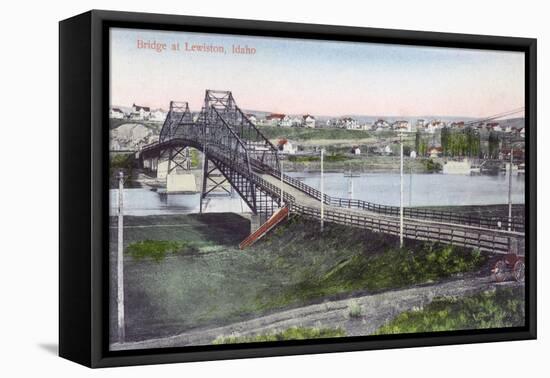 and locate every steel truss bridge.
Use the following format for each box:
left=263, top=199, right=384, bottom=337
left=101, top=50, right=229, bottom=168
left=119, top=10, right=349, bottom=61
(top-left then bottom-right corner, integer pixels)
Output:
left=138, top=90, right=525, bottom=255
